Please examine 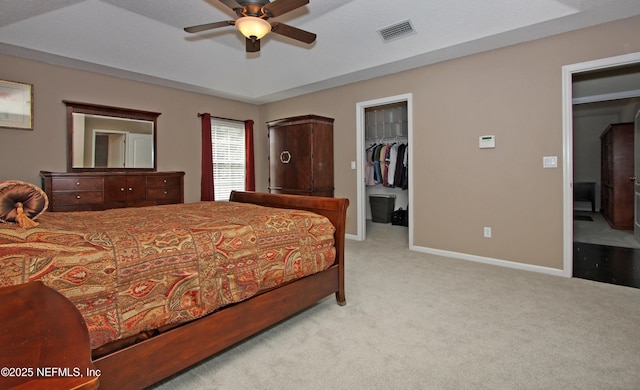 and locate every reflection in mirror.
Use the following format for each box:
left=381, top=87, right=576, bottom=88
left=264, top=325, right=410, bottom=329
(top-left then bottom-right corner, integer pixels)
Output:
left=72, top=114, right=154, bottom=168
left=64, top=101, right=160, bottom=172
